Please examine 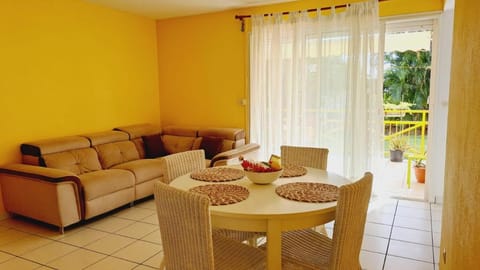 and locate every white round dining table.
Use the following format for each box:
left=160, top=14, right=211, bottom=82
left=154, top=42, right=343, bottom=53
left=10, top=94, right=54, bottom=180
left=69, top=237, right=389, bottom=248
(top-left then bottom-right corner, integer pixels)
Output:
left=170, top=165, right=350, bottom=270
